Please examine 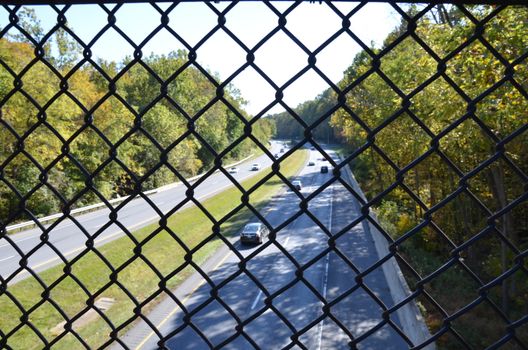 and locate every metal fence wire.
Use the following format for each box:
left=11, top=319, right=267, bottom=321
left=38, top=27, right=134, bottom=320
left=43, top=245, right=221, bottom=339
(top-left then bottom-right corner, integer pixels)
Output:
left=0, top=0, right=527, bottom=349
